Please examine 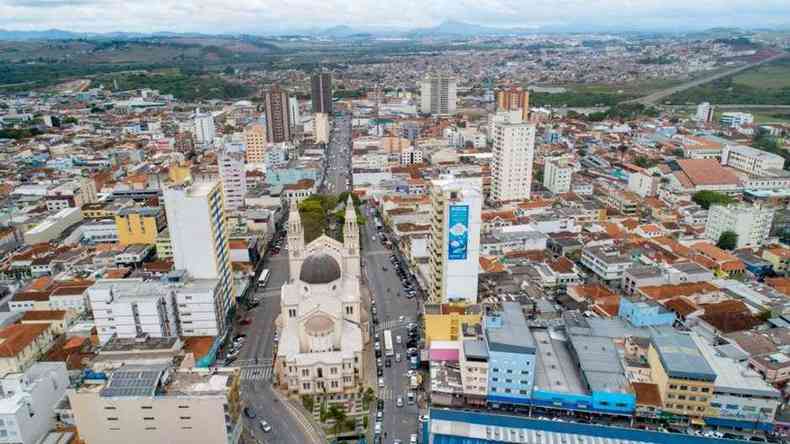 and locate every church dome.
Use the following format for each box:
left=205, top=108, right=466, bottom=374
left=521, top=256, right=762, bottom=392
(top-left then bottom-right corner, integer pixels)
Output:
left=299, top=253, right=341, bottom=284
